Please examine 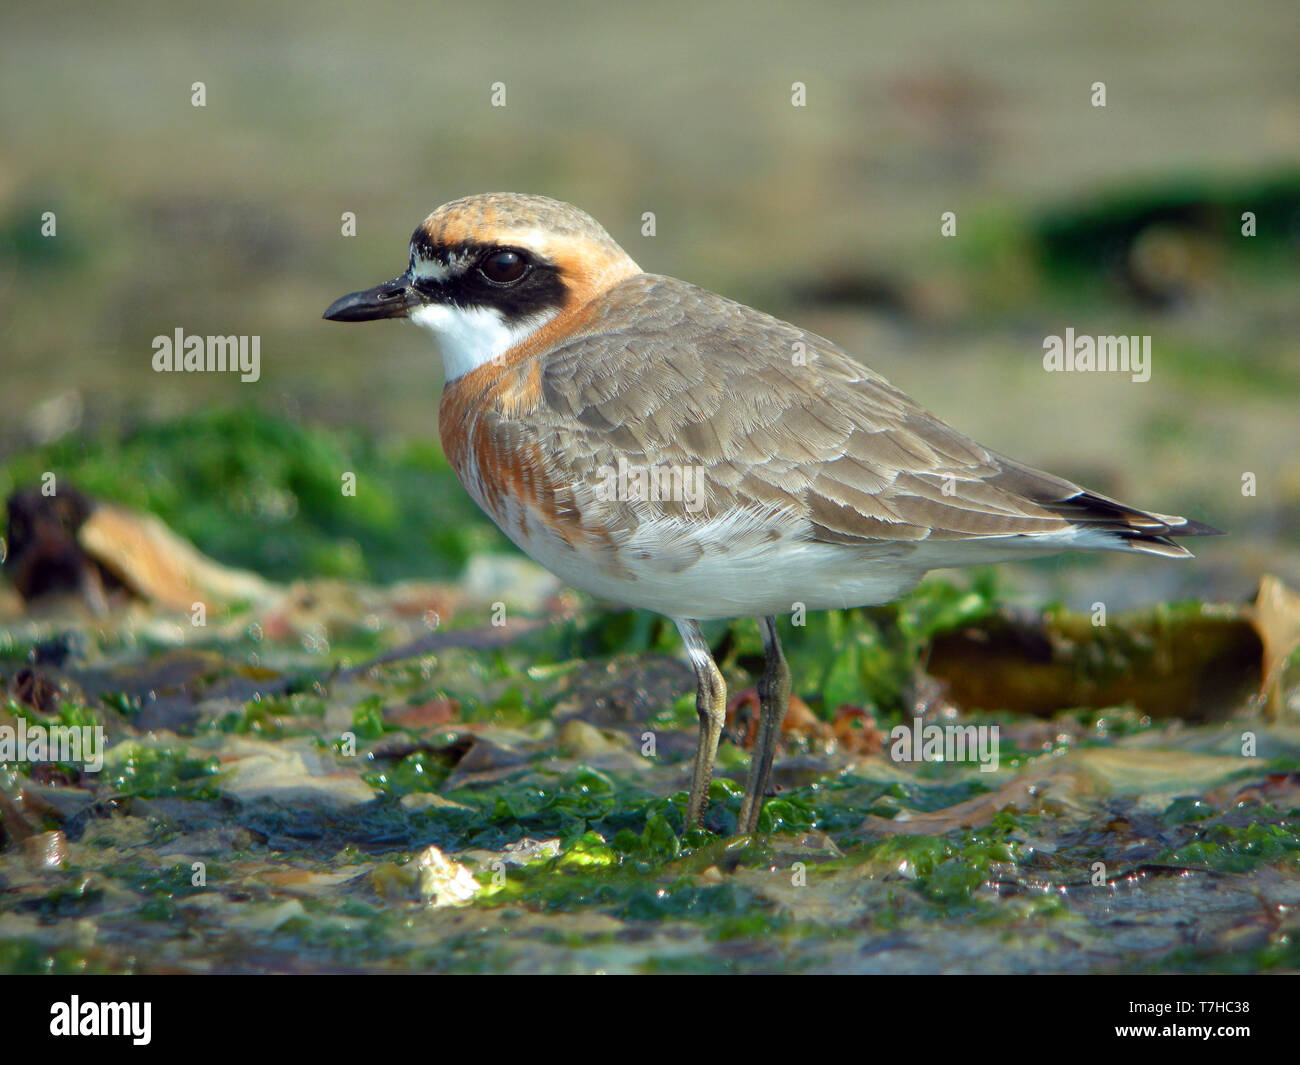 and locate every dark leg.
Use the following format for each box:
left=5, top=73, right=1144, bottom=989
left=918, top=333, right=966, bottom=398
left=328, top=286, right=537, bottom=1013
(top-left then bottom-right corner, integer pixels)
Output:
left=738, top=616, right=791, bottom=834
left=674, top=618, right=727, bottom=829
